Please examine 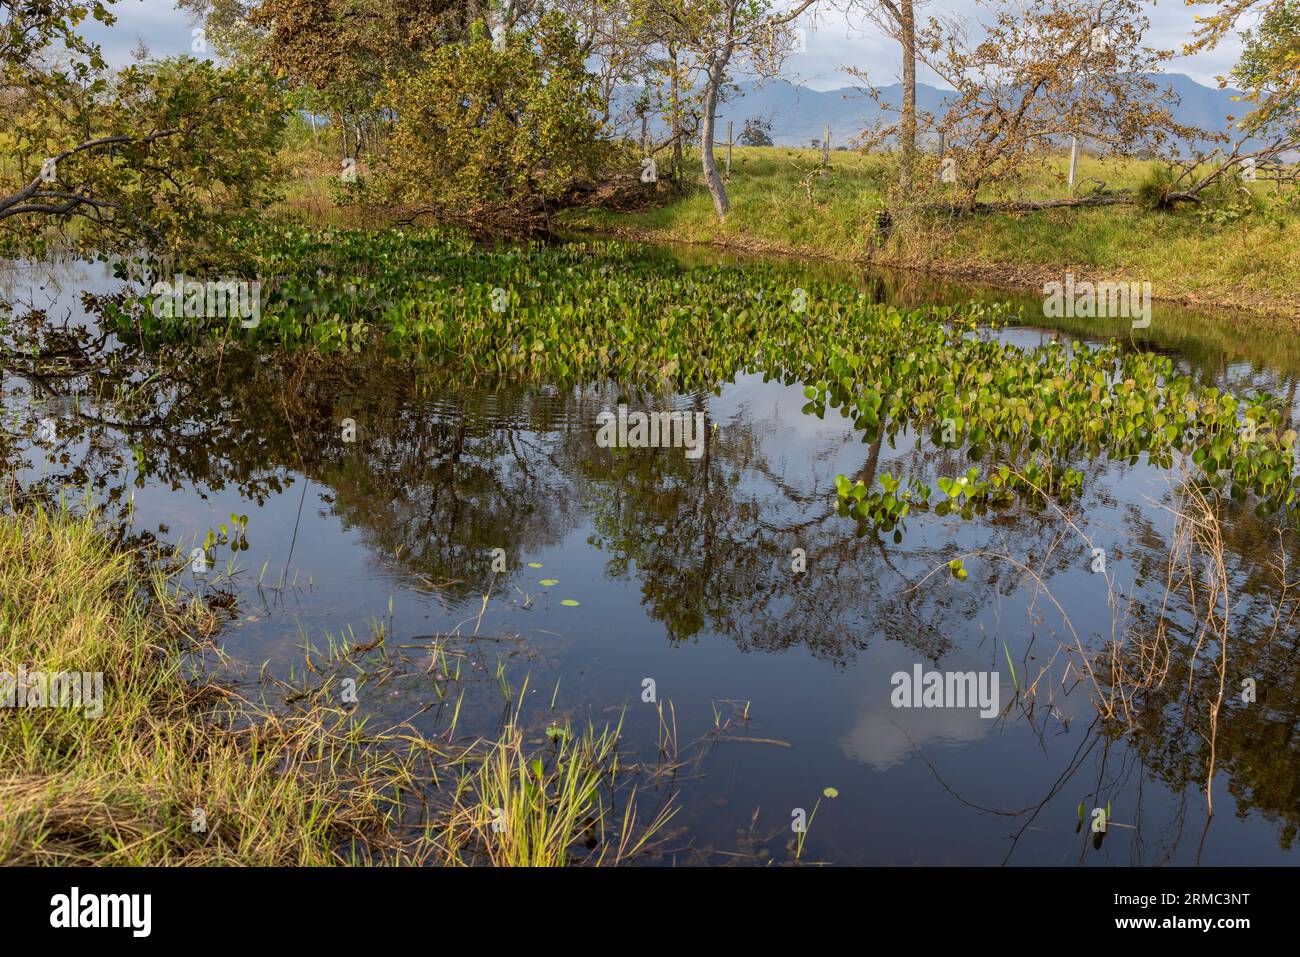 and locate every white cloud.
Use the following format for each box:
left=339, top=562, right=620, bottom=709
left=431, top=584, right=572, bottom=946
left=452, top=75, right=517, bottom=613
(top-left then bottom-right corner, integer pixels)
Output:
left=81, top=0, right=210, bottom=65
left=779, top=2, right=1244, bottom=91
left=83, top=0, right=1244, bottom=91
left=838, top=643, right=1000, bottom=770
